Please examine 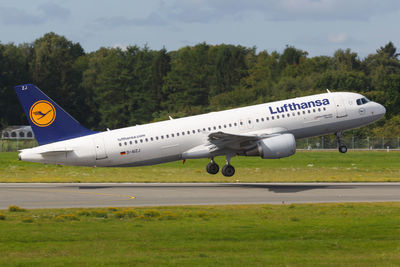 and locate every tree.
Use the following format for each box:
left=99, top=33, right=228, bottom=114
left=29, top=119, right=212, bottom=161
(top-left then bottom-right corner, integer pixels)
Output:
left=30, top=32, right=87, bottom=125
left=377, top=41, right=400, bottom=59
left=0, top=43, right=32, bottom=127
